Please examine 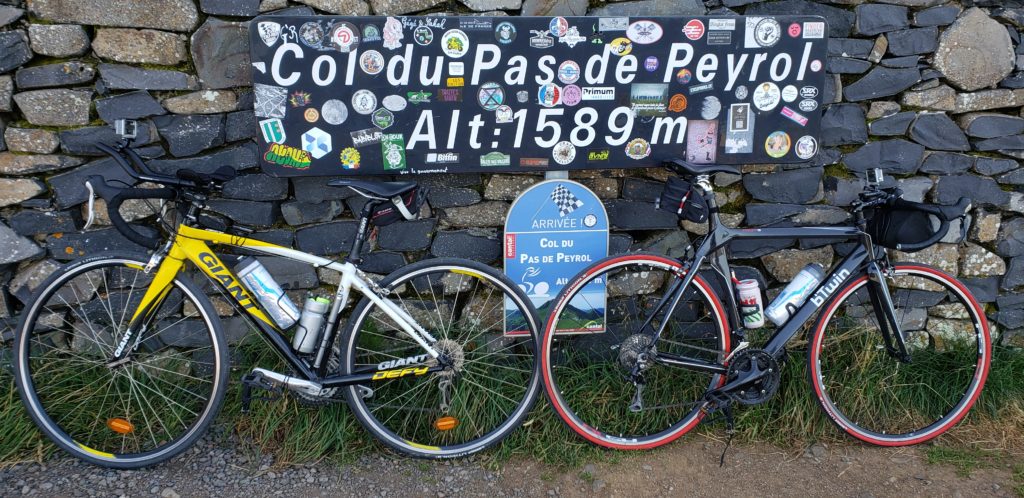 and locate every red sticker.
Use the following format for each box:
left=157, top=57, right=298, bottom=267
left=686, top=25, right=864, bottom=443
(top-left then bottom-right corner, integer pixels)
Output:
left=504, top=234, right=516, bottom=259
left=683, top=19, right=704, bottom=41
left=788, top=23, right=801, bottom=38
